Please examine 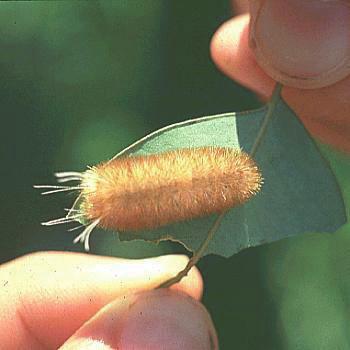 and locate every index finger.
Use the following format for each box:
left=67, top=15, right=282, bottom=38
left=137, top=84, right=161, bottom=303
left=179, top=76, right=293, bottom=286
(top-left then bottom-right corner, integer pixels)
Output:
left=0, top=251, right=202, bottom=349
